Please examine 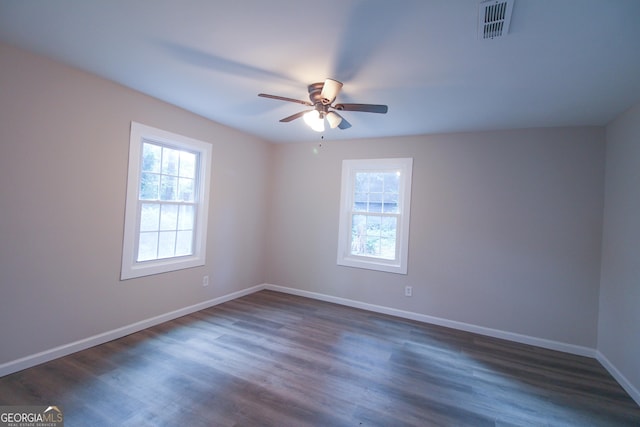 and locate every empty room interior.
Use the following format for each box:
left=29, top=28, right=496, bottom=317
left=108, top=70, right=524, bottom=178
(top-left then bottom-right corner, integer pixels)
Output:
left=1, top=1, right=640, bottom=425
